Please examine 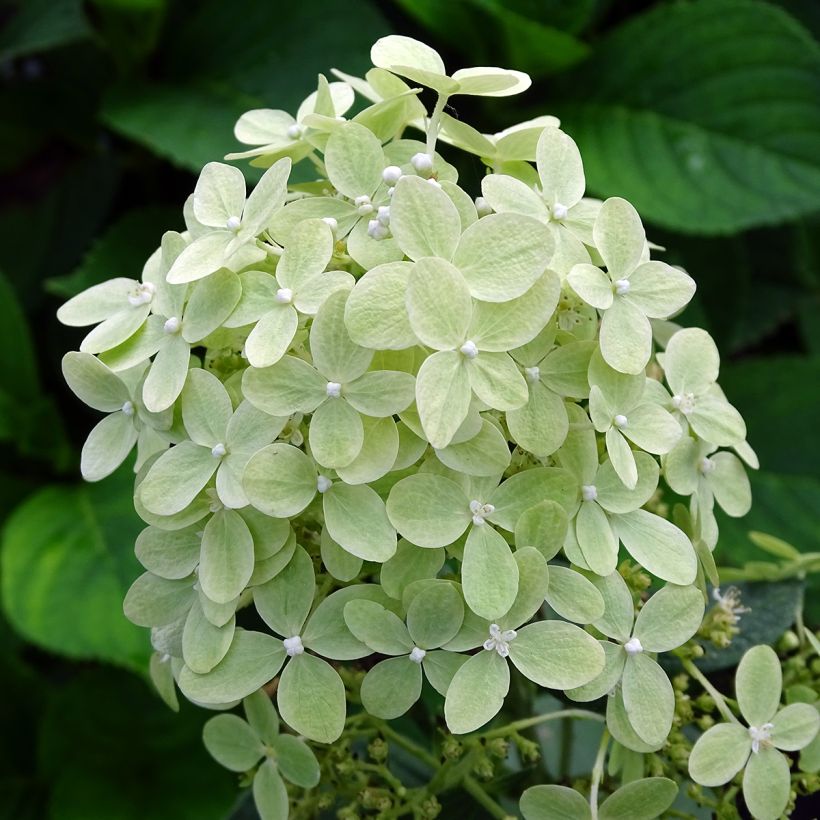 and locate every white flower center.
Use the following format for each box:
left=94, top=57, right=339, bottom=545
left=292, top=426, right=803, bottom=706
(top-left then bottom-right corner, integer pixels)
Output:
left=474, top=196, right=492, bottom=217
left=354, top=194, right=373, bottom=215
left=460, top=340, right=479, bottom=359
left=409, top=646, right=426, bottom=664
left=624, top=637, right=643, bottom=656
left=283, top=635, right=304, bottom=656
left=748, top=723, right=773, bottom=754
left=317, top=475, right=333, bottom=494
left=382, top=165, right=403, bottom=185
left=128, top=282, right=155, bottom=307
left=483, top=623, right=517, bottom=658
left=426, top=178, right=442, bottom=189
left=211, top=442, right=227, bottom=459
left=411, top=152, right=434, bottom=174
left=326, top=381, right=342, bottom=398
left=551, top=202, right=569, bottom=221
left=614, top=278, right=631, bottom=296
left=226, top=215, right=241, bottom=231
left=699, top=456, right=715, bottom=474
left=469, top=499, right=495, bottom=526
left=613, top=414, right=629, bottom=429
left=525, top=366, right=541, bottom=384
left=275, top=287, right=293, bottom=304
left=121, top=400, right=135, bottom=417
left=376, top=205, right=390, bottom=226
left=581, top=484, right=598, bottom=502
left=672, top=392, right=696, bottom=416
left=367, top=219, right=390, bottom=240
left=163, top=316, right=181, bottom=335
left=321, top=217, right=338, bottom=233
left=286, top=123, right=304, bottom=140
